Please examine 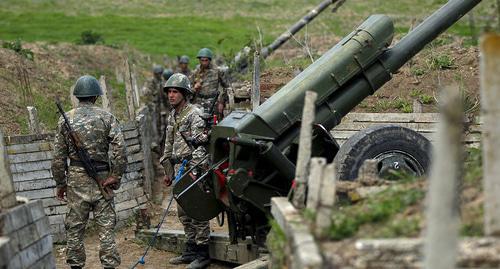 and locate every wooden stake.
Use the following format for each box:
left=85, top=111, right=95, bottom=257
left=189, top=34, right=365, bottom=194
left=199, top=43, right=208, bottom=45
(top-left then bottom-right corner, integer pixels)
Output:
left=480, top=34, right=500, bottom=236
left=99, top=75, right=111, bottom=112
left=0, top=130, right=17, bottom=209
left=124, top=59, right=136, bottom=120
left=292, top=90, right=317, bottom=209
left=252, top=51, right=261, bottom=111
left=27, top=106, right=41, bottom=134
left=423, top=84, right=463, bottom=269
